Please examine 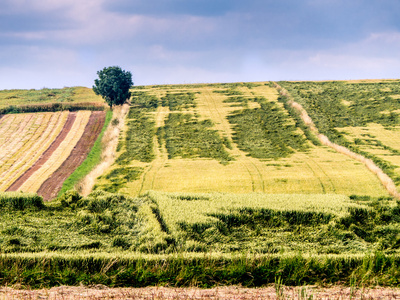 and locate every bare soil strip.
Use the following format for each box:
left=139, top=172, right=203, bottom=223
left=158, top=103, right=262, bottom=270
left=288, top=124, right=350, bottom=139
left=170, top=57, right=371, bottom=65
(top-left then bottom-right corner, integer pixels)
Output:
left=37, top=111, right=106, bottom=201
left=6, top=113, right=77, bottom=192
left=274, top=83, right=400, bottom=199
left=139, top=106, right=170, bottom=194
left=2, top=286, right=400, bottom=299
